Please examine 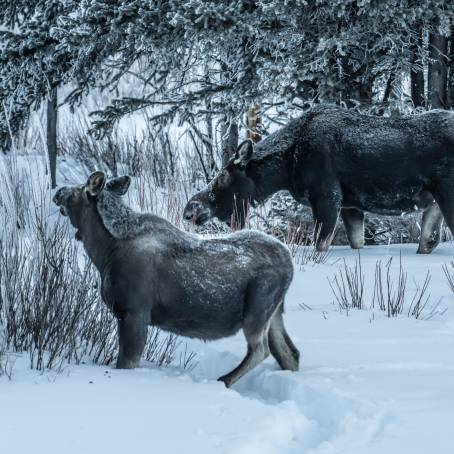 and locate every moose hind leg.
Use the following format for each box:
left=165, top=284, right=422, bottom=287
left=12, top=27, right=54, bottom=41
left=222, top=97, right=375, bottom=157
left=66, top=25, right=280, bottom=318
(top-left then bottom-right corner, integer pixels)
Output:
left=116, top=312, right=148, bottom=369
left=268, top=305, right=299, bottom=371
left=433, top=182, right=454, bottom=246
left=417, top=201, right=443, bottom=254
left=341, top=208, right=365, bottom=249
left=217, top=325, right=270, bottom=388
